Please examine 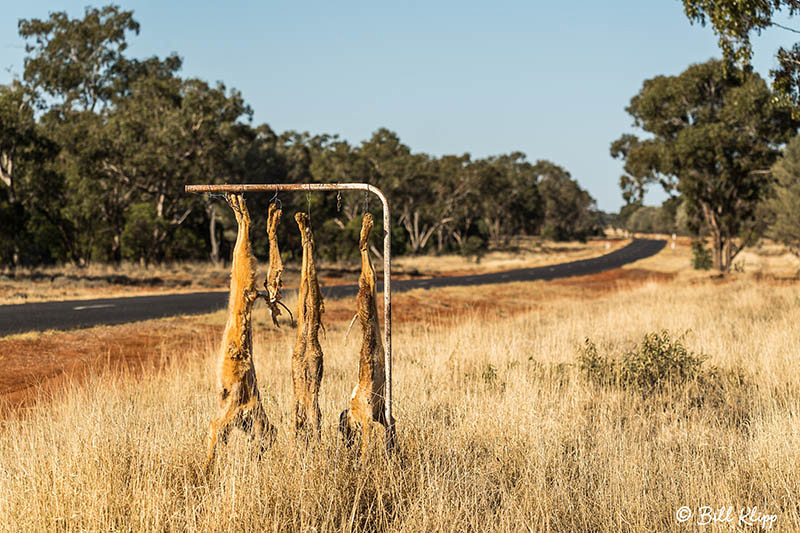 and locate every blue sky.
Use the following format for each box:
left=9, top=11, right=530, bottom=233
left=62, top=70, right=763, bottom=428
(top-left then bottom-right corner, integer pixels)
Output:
left=1, top=1, right=798, bottom=211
